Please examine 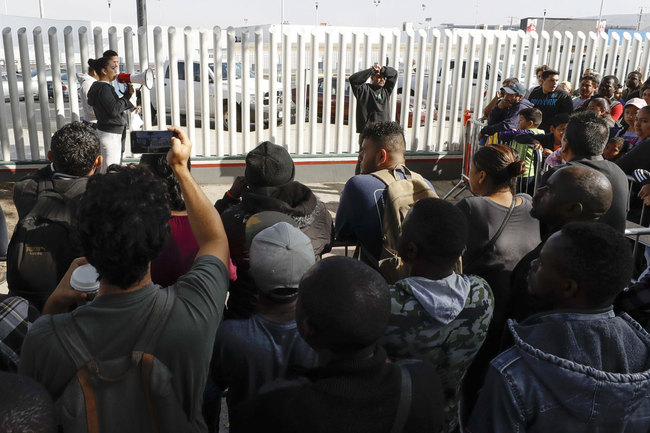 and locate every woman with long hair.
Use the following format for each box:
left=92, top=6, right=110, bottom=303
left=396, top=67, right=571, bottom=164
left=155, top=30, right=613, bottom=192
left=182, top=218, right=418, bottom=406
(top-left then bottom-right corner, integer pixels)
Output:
left=87, top=56, right=134, bottom=172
